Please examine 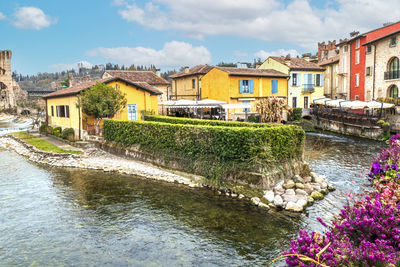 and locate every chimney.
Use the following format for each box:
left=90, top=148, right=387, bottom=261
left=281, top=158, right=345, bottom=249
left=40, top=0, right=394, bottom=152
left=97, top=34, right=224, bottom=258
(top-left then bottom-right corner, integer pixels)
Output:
left=302, top=53, right=311, bottom=62
left=184, top=66, right=189, bottom=73
left=284, top=55, right=291, bottom=66
left=255, top=62, right=262, bottom=68
left=155, top=69, right=161, bottom=77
